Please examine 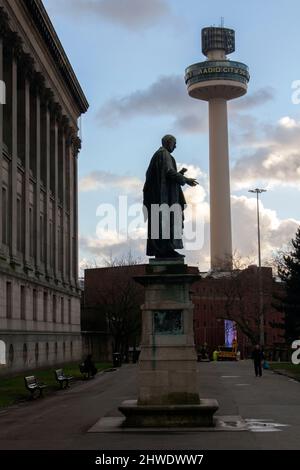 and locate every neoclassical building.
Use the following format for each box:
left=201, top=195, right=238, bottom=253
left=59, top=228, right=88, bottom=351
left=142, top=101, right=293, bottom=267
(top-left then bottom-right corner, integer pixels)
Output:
left=0, top=0, right=88, bottom=374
